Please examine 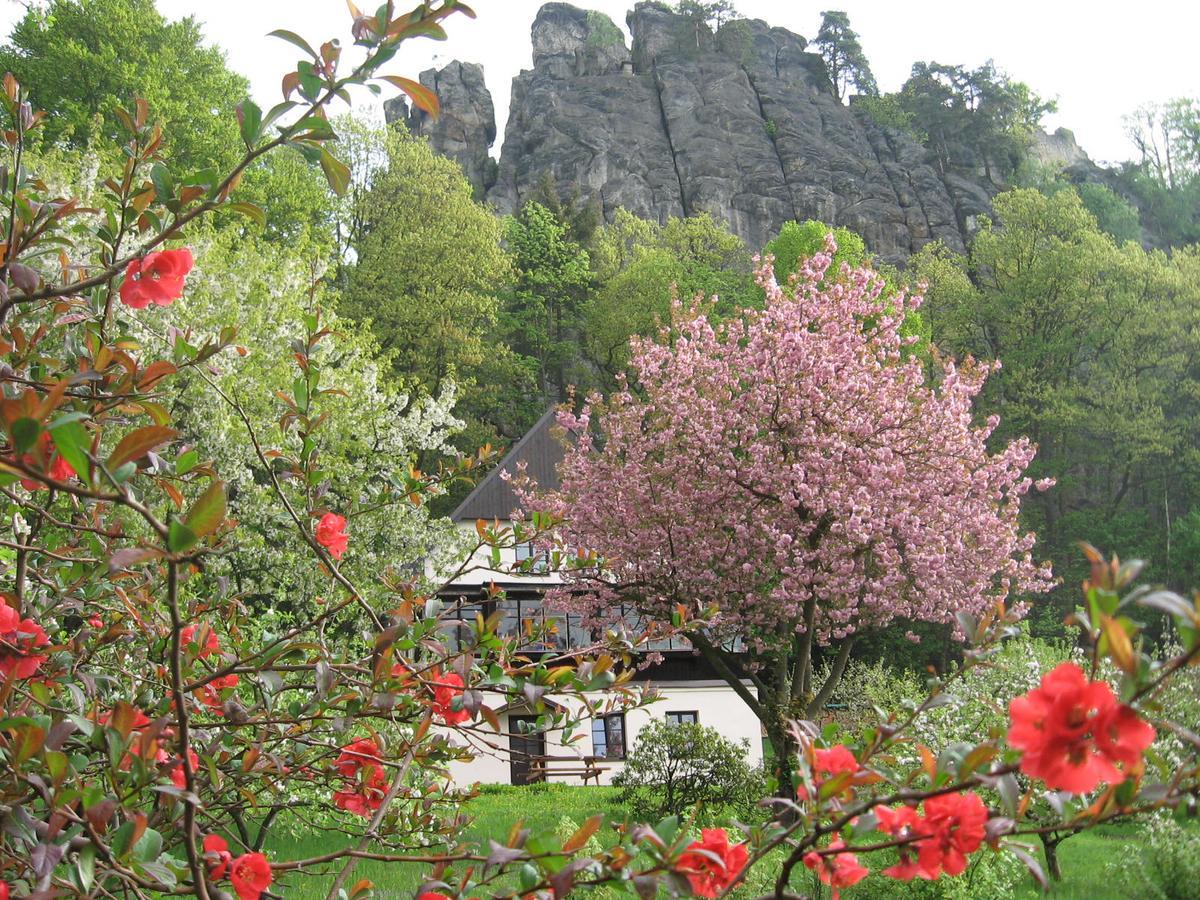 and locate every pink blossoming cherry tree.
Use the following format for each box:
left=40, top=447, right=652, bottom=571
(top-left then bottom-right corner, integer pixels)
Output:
left=526, top=240, right=1055, bottom=784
